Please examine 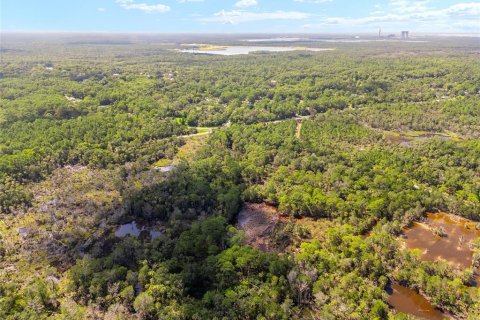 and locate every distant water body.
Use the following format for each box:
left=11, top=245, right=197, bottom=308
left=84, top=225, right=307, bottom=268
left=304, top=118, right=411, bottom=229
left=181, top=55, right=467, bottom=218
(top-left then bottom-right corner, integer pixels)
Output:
left=178, top=46, right=334, bottom=56
left=242, top=37, right=308, bottom=42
